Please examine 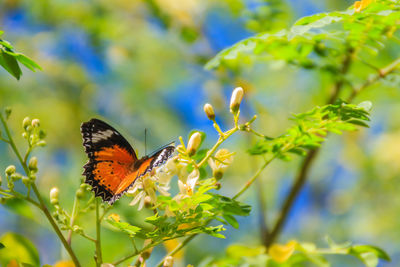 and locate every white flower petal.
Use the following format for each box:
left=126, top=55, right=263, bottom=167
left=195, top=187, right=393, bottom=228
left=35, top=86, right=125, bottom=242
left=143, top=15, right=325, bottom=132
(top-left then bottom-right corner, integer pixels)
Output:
left=130, top=191, right=145, bottom=206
